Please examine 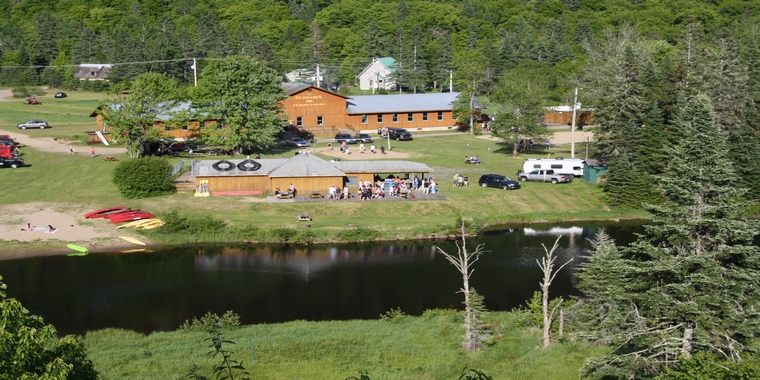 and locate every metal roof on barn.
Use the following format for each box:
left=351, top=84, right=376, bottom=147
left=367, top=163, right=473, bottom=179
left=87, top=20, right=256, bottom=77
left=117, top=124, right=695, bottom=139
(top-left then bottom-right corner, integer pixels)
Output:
left=330, top=160, right=433, bottom=174
left=192, top=155, right=433, bottom=178
left=346, top=92, right=461, bottom=114
left=268, top=153, right=346, bottom=177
